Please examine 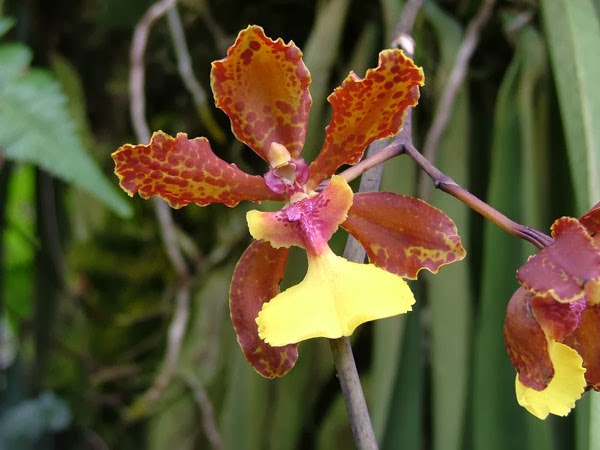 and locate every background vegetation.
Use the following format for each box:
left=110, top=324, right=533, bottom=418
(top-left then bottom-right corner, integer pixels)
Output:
left=1, top=0, right=599, bottom=449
